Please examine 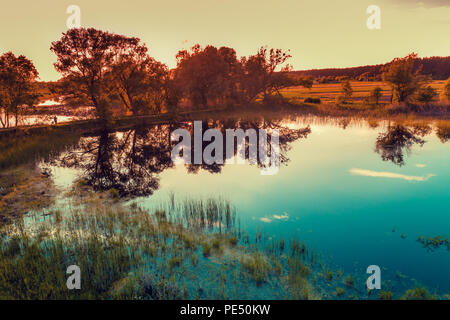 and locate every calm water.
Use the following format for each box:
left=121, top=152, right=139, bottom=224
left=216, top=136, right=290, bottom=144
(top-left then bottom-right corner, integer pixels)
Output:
left=45, top=115, right=450, bottom=294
